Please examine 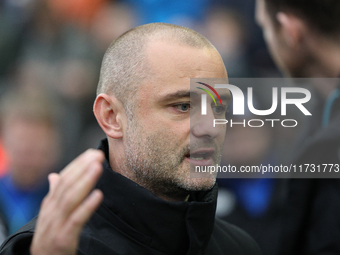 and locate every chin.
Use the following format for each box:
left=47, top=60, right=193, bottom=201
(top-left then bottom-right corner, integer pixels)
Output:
left=179, top=177, right=216, bottom=192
